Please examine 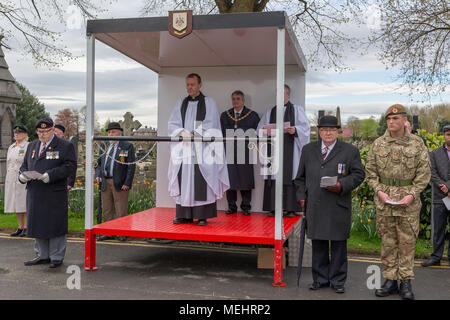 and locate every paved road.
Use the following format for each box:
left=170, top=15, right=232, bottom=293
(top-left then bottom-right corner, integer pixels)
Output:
left=0, top=233, right=449, bottom=301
